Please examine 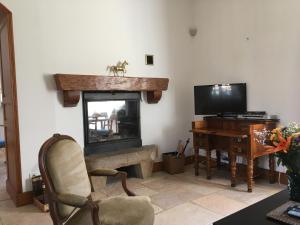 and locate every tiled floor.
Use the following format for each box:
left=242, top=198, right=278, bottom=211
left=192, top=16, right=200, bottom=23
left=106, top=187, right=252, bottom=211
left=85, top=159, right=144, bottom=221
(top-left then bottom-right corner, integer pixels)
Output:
left=0, top=163, right=285, bottom=225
